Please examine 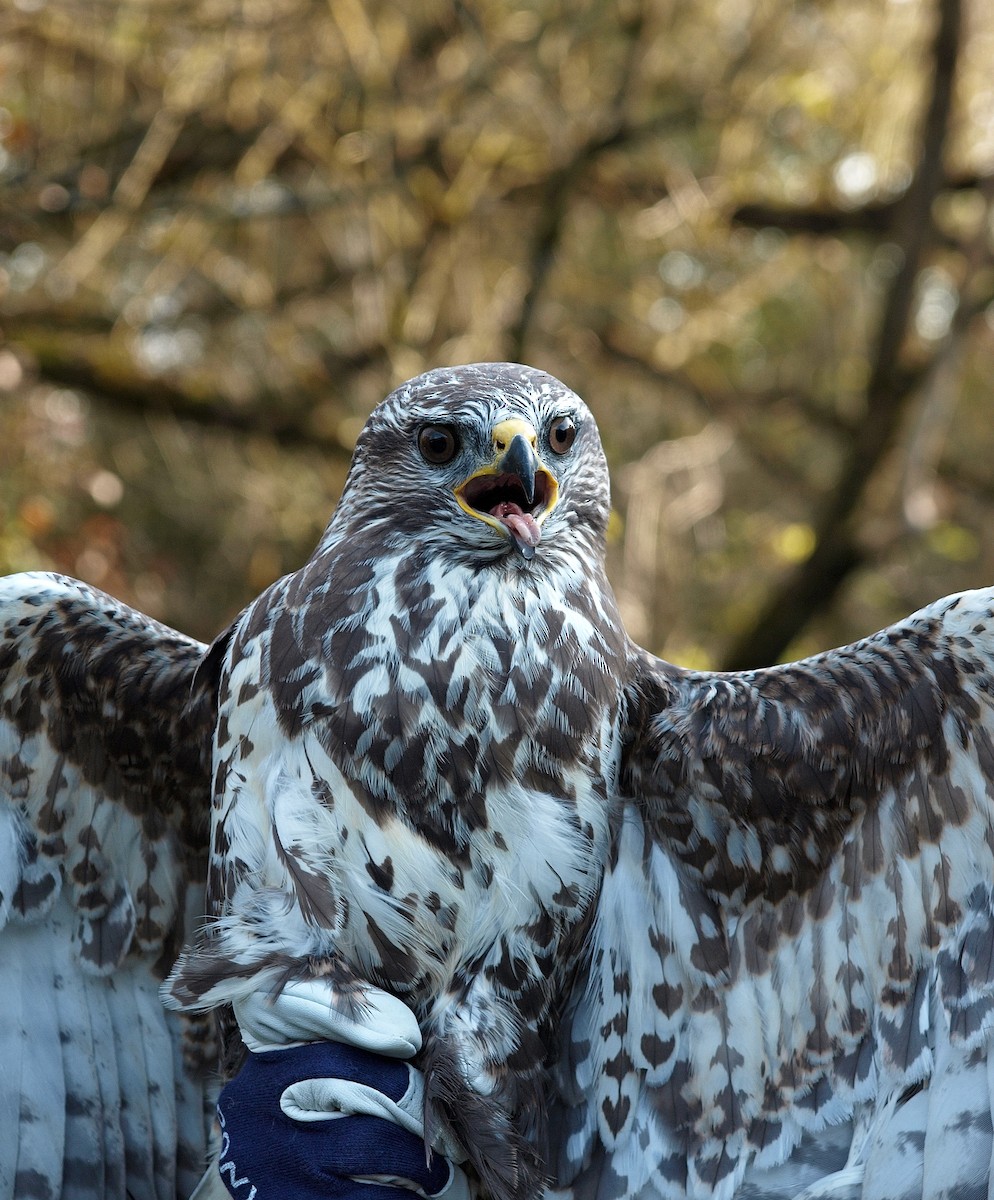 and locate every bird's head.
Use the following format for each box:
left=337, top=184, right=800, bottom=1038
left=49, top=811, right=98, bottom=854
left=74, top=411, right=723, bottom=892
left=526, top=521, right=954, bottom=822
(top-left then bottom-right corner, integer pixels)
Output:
left=333, top=363, right=611, bottom=566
